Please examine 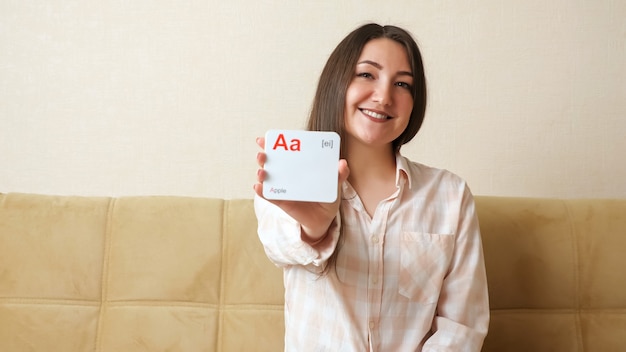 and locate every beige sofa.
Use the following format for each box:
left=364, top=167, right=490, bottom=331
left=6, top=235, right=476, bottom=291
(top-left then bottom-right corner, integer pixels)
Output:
left=1, top=192, right=625, bottom=351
